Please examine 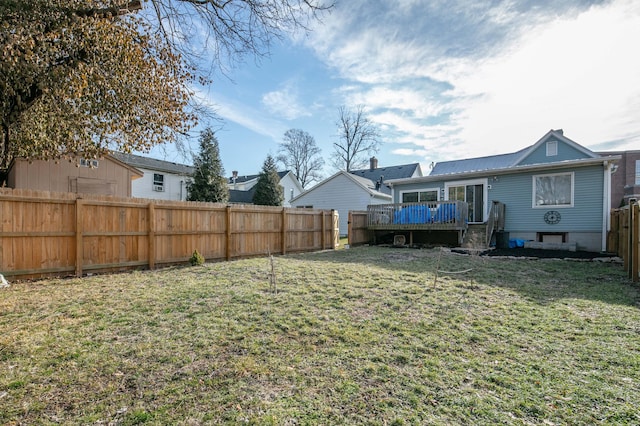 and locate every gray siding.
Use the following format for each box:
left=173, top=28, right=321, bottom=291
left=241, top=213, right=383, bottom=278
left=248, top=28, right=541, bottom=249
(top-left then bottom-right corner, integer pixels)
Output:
left=519, top=138, right=591, bottom=165
left=392, top=164, right=606, bottom=250
left=392, top=181, right=444, bottom=203
left=488, top=166, right=603, bottom=232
